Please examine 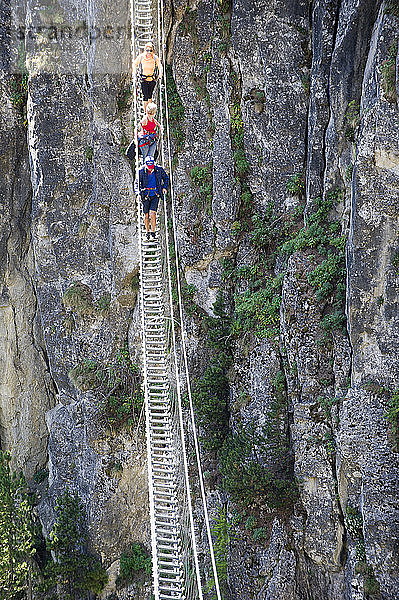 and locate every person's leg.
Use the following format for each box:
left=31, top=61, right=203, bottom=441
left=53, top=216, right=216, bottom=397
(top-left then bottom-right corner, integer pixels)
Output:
left=141, top=81, right=150, bottom=111
left=149, top=196, right=159, bottom=237
left=148, top=141, right=156, bottom=158
left=146, top=80, right=156, bottom=107
left=141, top=143, right=149, bottom=161
left=142, top=199, right=150, bottom=237
left=149, top=210, right=156, bottom=233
